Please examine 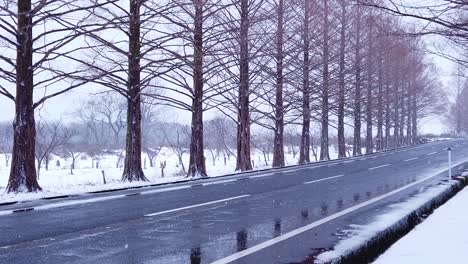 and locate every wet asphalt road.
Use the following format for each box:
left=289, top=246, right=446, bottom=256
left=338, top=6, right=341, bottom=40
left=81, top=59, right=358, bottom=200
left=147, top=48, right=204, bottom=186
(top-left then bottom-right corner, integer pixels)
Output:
left=0, top=139, right=467, bottom=264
